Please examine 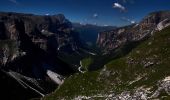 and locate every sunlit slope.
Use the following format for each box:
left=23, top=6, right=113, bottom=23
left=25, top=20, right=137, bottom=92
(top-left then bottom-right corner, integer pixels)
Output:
left=44, top=26, right=170, bottom=99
